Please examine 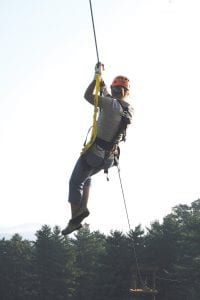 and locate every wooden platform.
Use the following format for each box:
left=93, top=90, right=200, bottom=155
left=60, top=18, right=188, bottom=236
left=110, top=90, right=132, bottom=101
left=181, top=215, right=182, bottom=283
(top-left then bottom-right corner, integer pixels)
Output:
left=130, top=288, right=158, bottom=295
